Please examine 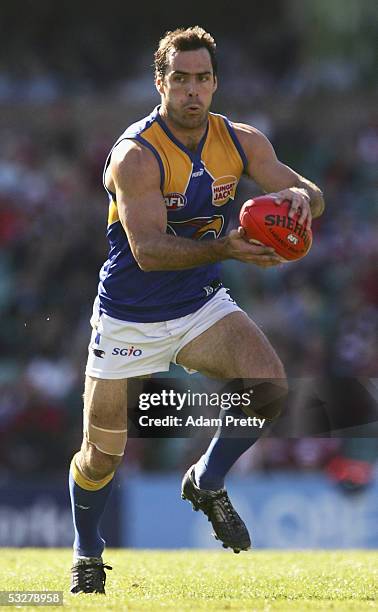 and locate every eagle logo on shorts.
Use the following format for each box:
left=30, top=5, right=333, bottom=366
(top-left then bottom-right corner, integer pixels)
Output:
left=167, top=215, right=224, bottom=240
